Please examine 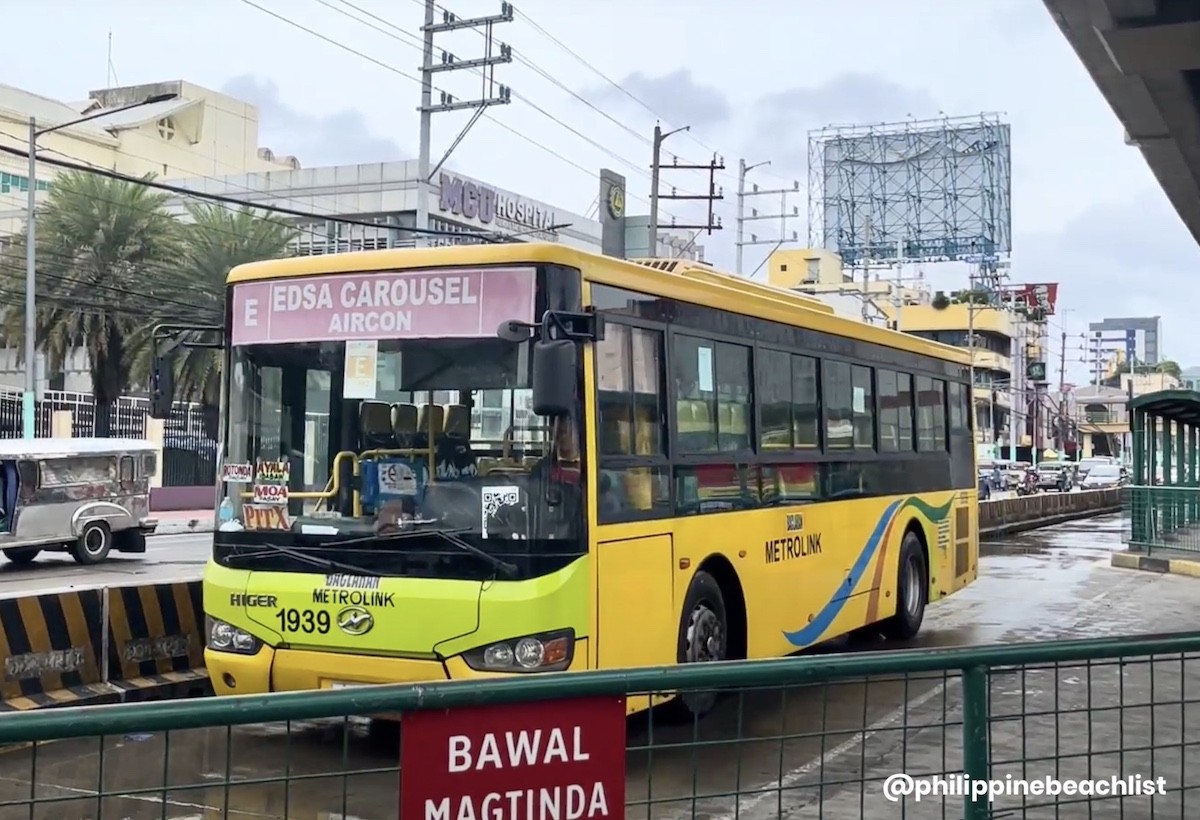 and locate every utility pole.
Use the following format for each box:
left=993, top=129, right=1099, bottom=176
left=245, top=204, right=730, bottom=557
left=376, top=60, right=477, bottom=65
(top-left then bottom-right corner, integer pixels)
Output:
left=1058, top=329, right=1068, bottom=450
left=860, top=216, right=873, bottom=323
left=415, top=0, right=513, bottom=246
left=649, top=124, right=723, bottom=257
left=734, top=159, right=799, bottom=275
